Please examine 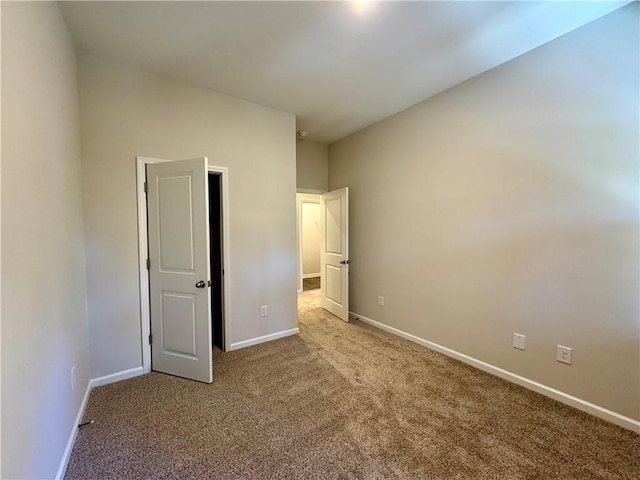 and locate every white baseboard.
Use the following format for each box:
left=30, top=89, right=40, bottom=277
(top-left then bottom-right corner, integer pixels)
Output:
left=302, top=273, right=320, bottom=279
left=55, top=380, right=92, bottom=480
left=54, top=366, right=145, bottom=479
left=89, top=367, right=144, bottom=389
left=229, top=328, right=299, bottom=351
left=352, top=311, right=640, bottom=433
